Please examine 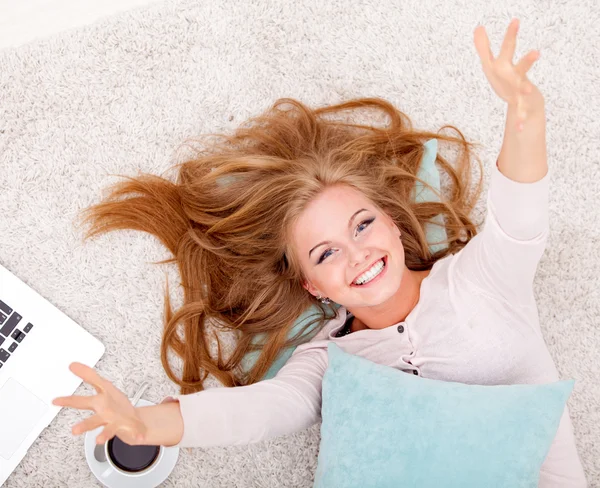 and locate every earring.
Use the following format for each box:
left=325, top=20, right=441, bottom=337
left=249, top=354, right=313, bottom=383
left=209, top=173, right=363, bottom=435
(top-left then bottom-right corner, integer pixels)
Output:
left=317, top=295, right=331, bottom=304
